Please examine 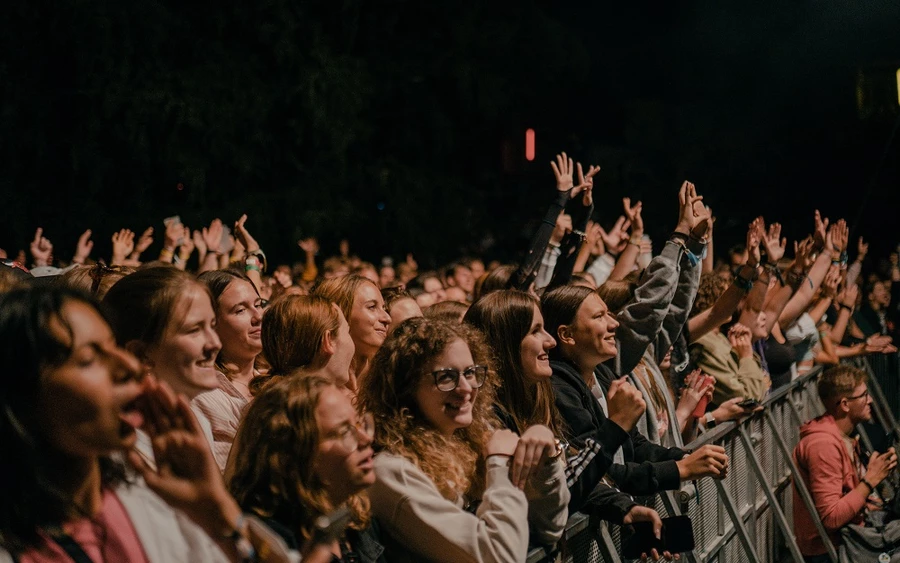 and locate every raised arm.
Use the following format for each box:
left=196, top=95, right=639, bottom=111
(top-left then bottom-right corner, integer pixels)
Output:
left=779, top=213, right=841, bottom=327
left=607, top=198, right=644, bottom=282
